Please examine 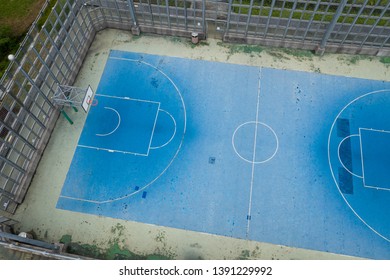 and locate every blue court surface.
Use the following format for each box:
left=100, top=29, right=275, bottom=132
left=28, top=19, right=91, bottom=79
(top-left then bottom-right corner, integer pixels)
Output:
left=57, top=50, right=390, bottom=259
